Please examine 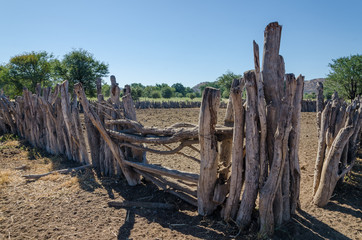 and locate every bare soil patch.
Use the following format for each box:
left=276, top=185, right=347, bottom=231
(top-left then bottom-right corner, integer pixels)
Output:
left=0, top=110, right=361, bottom=240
